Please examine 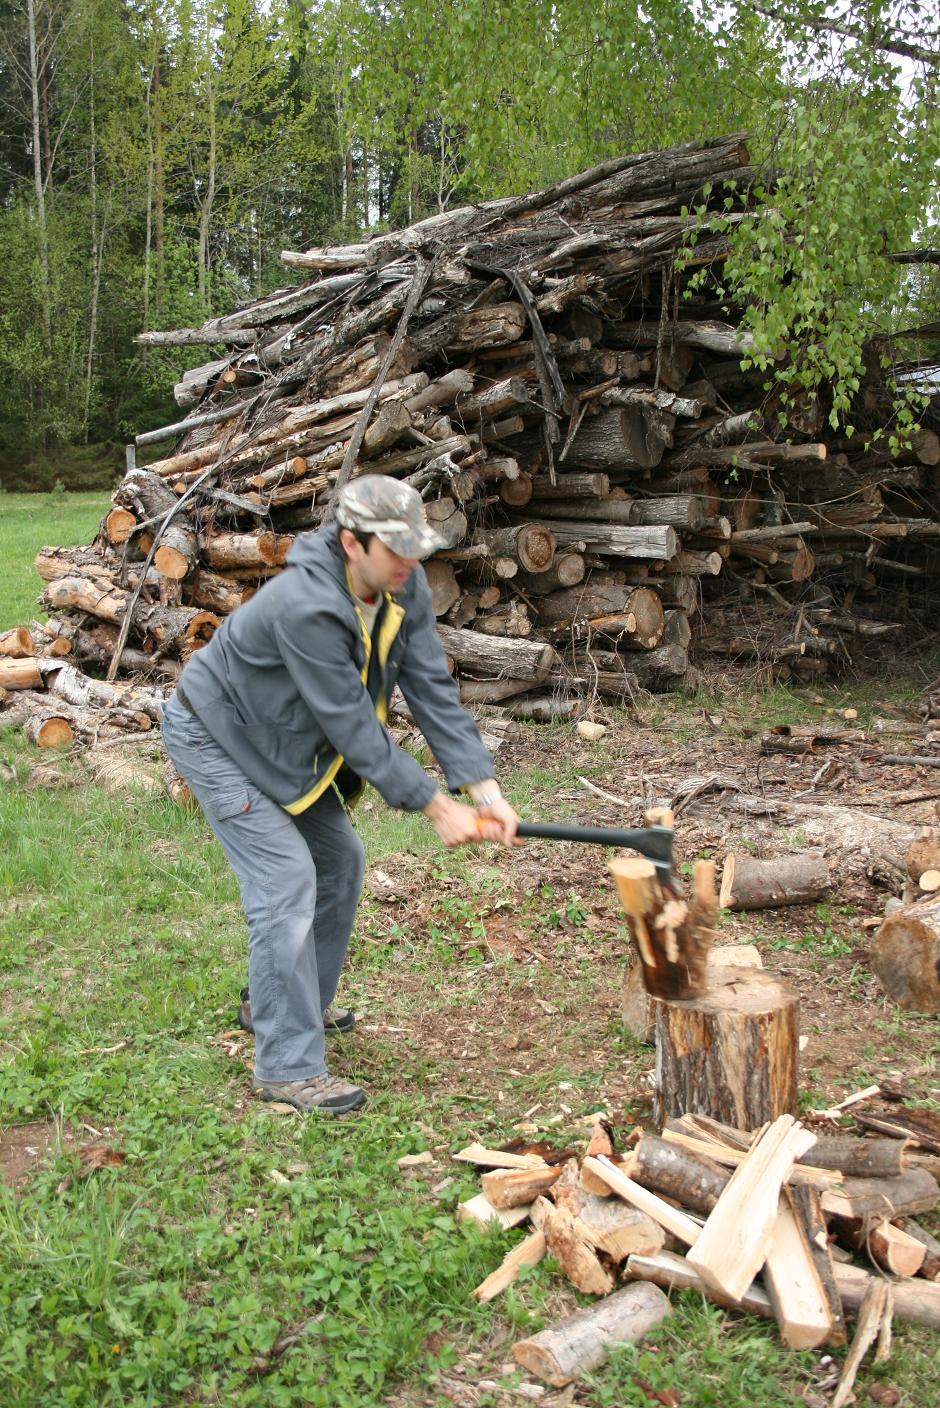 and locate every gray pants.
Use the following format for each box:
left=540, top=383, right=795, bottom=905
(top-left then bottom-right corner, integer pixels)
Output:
left=161, top=695, right=365, bottom=1082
